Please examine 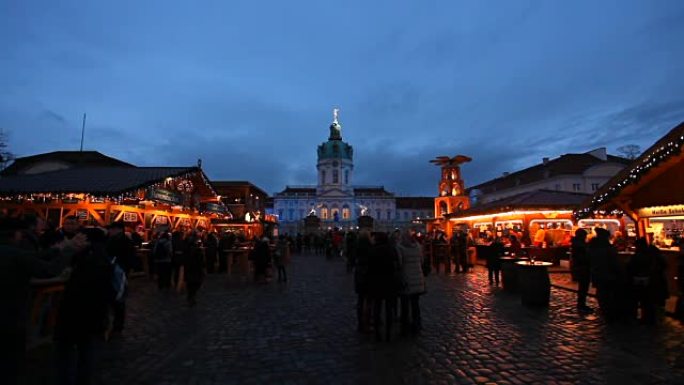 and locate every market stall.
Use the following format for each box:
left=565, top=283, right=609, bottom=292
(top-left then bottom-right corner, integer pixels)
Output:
left=0, top=166, right=227, bottom=236
left=576, top=121, right=684, bottom=316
